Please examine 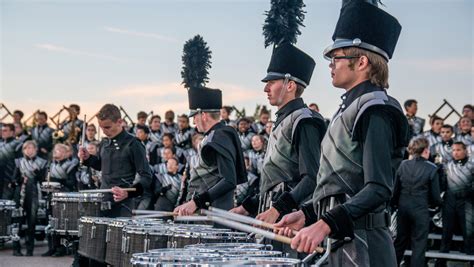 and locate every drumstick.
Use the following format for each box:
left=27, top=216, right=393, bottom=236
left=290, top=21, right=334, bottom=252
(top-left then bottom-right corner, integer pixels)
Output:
left=208, top=215, right=324, bottom=254
left=174, top=216, right=210, bottom=222
left=208, top=207, right=298, bottom=235
left=132, top=210, right=176, bottom=216
left=133, top=214, right=174, bottom=219
left=79, top=188, right=136, bottom=193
